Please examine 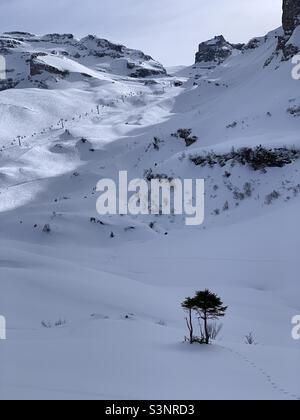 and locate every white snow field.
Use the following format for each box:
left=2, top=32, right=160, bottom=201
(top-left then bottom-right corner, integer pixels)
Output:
left=0, top=26, right=300, bottom=400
